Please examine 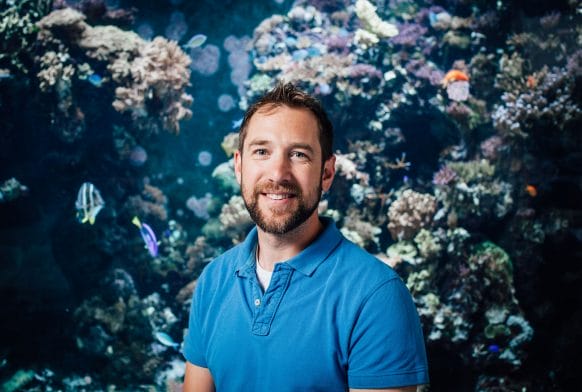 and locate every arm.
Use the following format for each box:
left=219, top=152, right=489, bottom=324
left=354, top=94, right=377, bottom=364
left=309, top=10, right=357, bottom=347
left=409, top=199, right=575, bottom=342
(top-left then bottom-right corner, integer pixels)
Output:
left=183, top=361, right=215, bottom=392
left=350, top=387, right=418, bottom=392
